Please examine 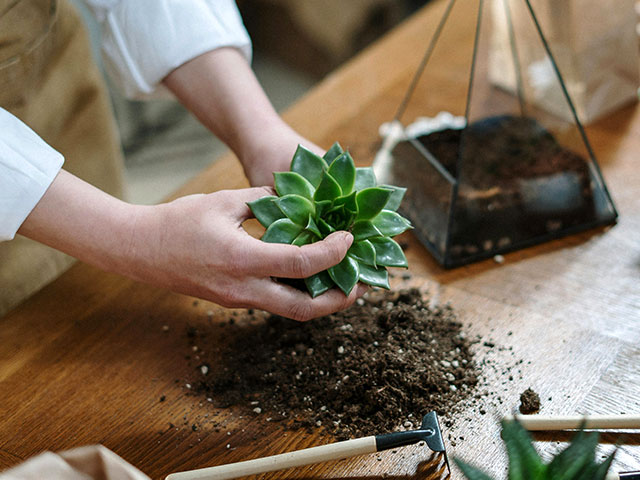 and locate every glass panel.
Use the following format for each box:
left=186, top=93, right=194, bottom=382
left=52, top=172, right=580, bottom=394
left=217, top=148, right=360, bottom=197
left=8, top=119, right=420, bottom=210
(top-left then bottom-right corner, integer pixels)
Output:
left=378, top=0, right=617, bottom=268
left=451, top=0, right=617, bottom=265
